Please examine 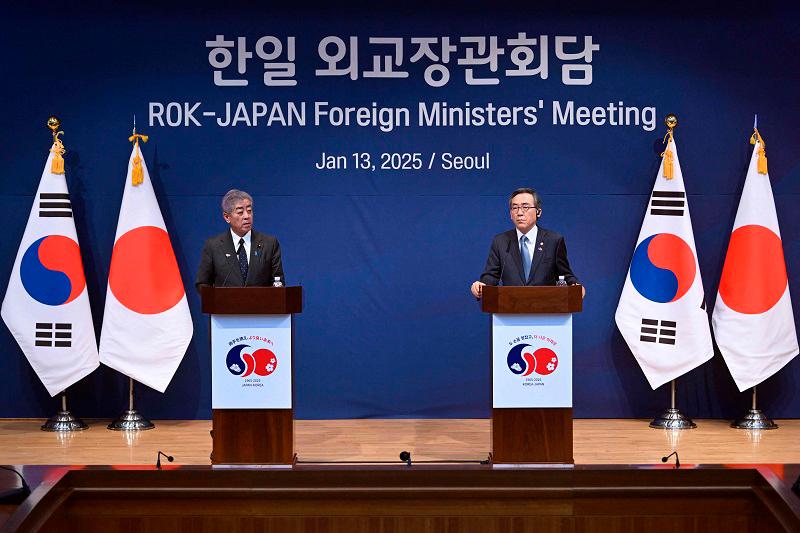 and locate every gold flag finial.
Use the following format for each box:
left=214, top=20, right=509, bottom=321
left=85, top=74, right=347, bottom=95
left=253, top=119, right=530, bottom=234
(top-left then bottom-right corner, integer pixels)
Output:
left=750, top=127, right=768, bottom=175
left=47, top=116, right=66, bottom=175
left=128, top=117, right=148, bottom=186
left=660, top=114, right=677, bottom=179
